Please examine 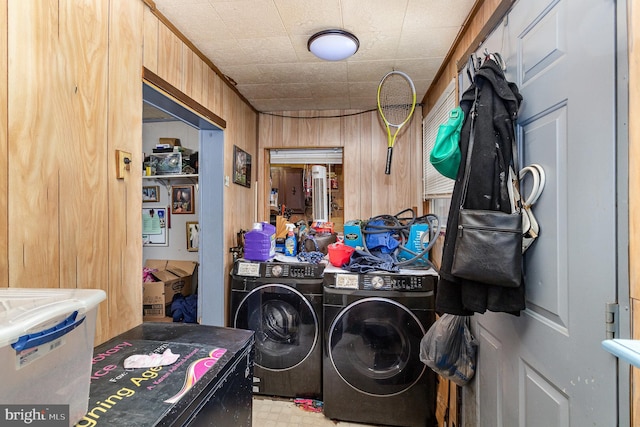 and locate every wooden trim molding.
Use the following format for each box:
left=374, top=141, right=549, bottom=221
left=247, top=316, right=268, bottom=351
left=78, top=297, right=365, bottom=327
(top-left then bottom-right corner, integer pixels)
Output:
left=142, top=0, right=258, bottom=114
left=143, top=67, right=227, bottom=129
